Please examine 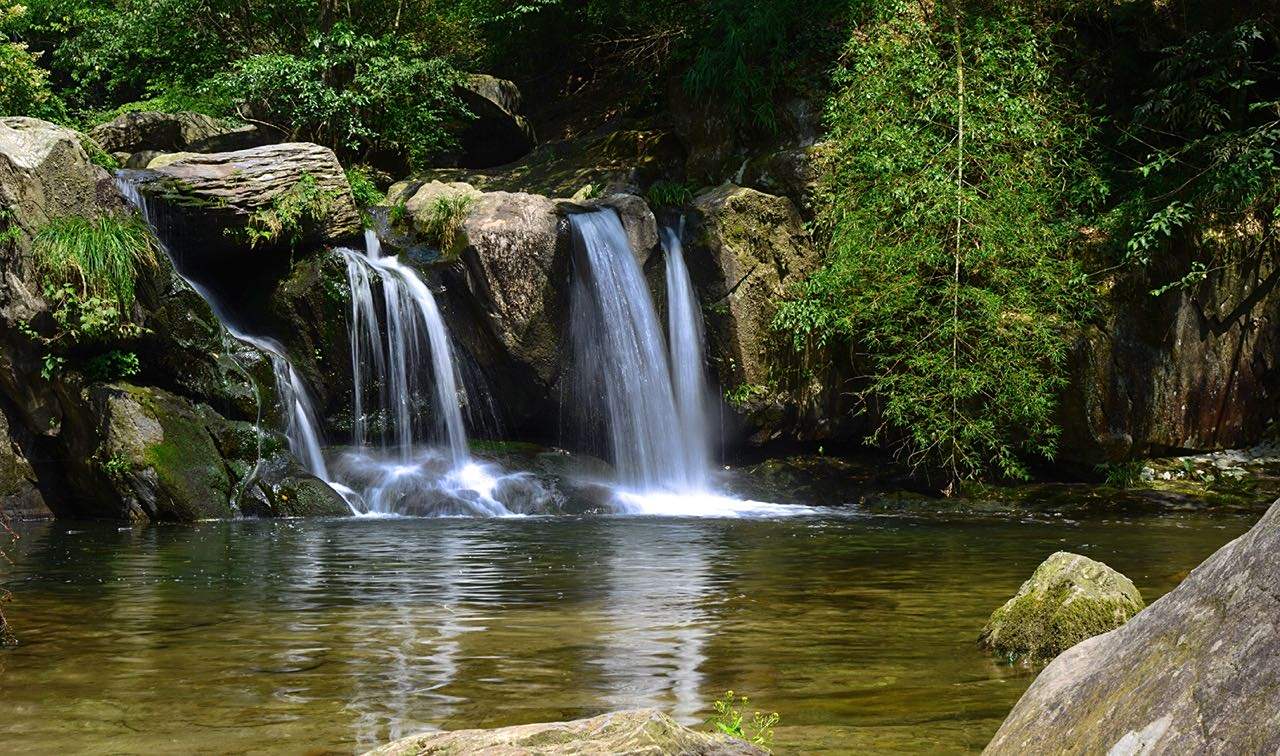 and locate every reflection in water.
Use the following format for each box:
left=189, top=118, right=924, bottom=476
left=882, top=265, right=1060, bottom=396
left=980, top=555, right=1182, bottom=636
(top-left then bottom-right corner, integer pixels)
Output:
left=0, top=512, right=1258, bottom=753
left=596, top=522, right=716, bottom=722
